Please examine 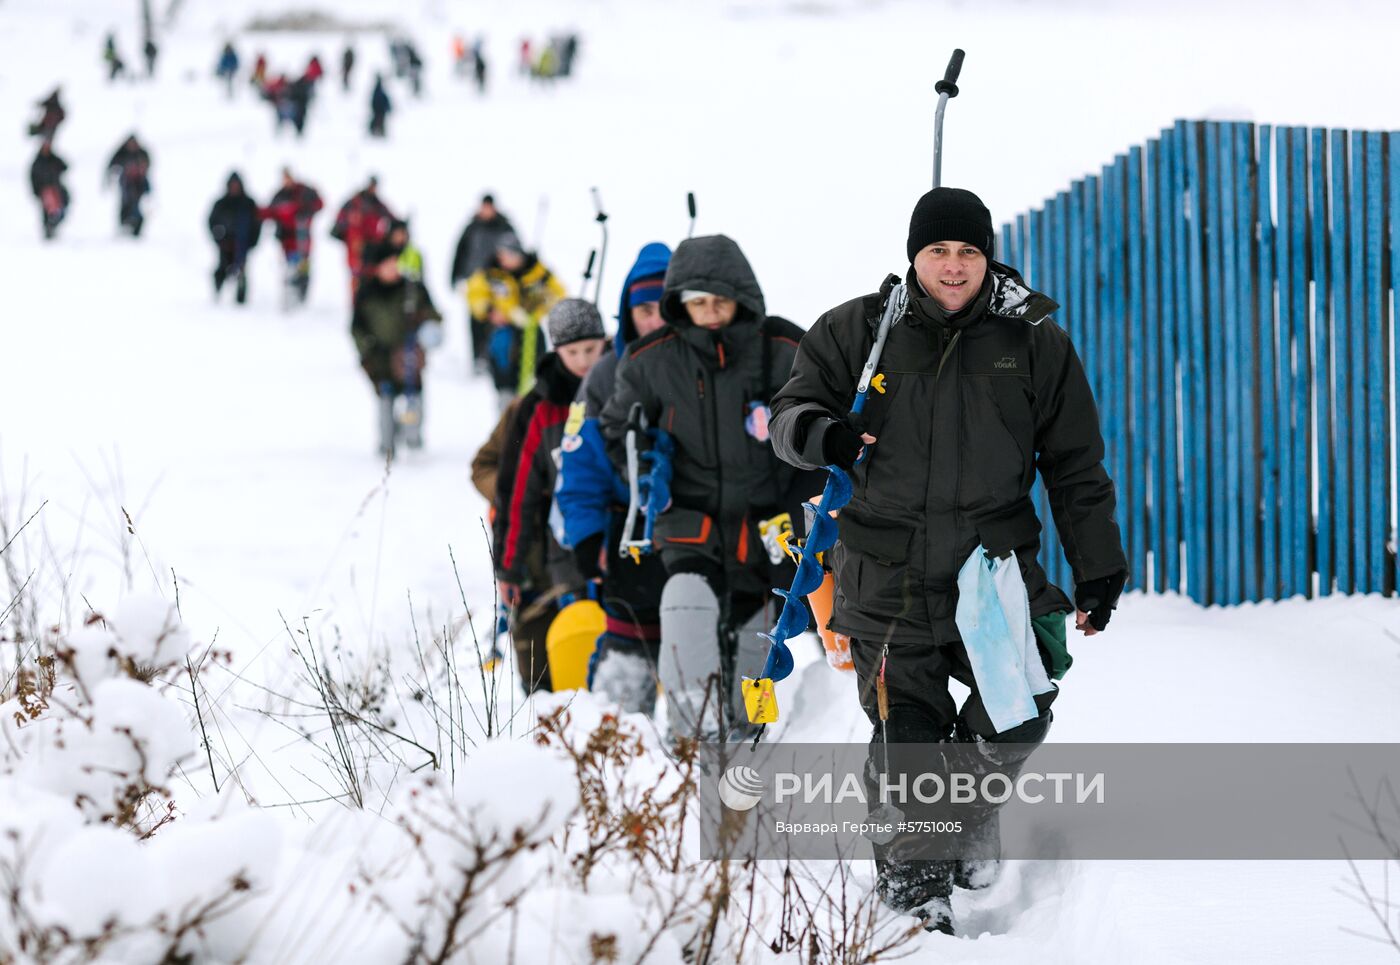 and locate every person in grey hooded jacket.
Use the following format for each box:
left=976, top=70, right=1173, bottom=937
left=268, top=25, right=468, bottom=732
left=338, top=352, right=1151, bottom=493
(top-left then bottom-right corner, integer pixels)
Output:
left=599, top=234, right=820, bottom=740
